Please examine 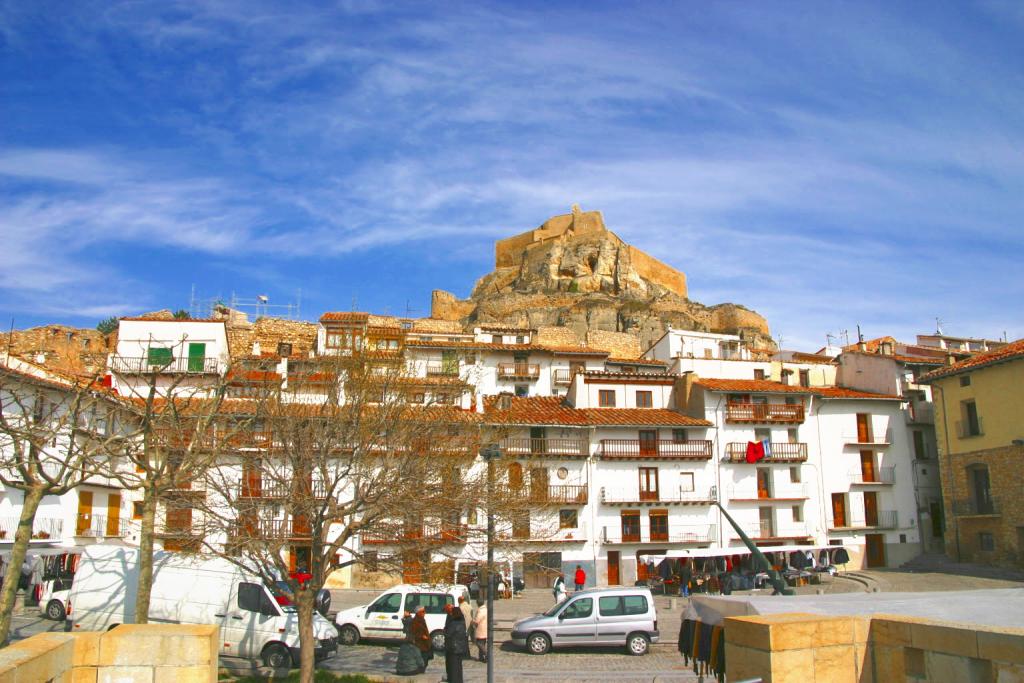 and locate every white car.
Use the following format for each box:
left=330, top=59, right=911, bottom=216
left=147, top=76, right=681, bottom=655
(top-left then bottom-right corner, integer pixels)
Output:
left=334, top=583, right=469, bottom=651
